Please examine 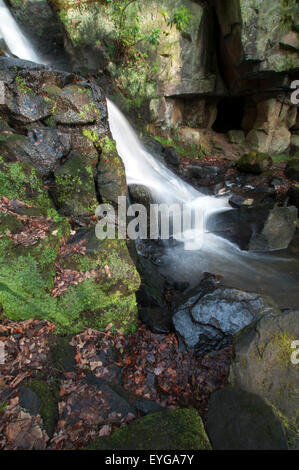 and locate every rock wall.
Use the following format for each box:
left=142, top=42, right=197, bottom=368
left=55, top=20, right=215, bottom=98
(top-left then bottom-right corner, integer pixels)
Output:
left=0, top=57, right=140, bottom=335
